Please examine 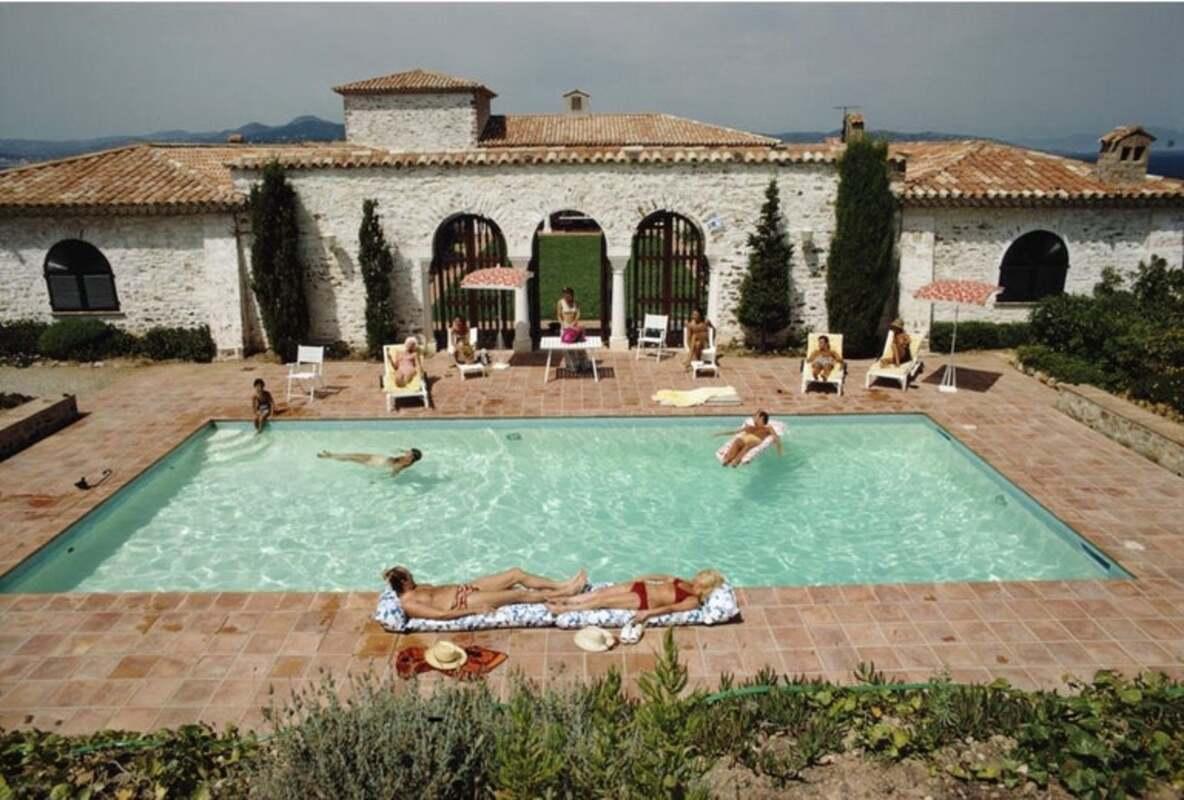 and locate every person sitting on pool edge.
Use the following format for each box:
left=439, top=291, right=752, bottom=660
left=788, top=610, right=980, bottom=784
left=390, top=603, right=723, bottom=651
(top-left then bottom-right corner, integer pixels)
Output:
left=545, top=569, right=725, bottom=623
left=385, top=565, right=588, bottom=620
left=716, top=411, right=783, bottom=467
left=252, top=378, right=274, bottom=433
left=806, top=335, right=843, bottom=381
left=318, top=449, right=422, bottom=477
